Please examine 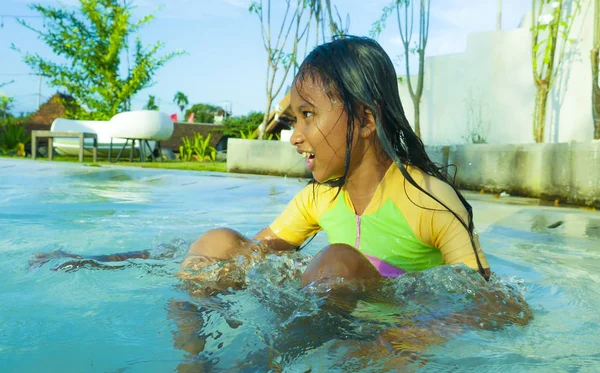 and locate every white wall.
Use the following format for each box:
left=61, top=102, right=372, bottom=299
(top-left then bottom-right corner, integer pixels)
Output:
left=398, top=0, right=596, bottom=145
